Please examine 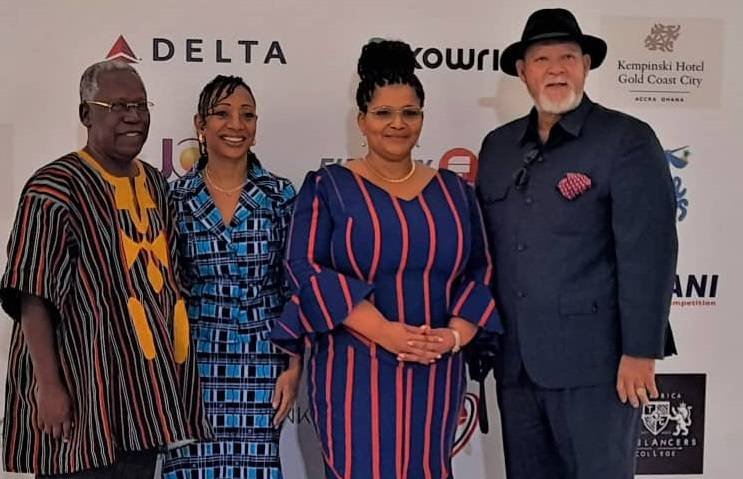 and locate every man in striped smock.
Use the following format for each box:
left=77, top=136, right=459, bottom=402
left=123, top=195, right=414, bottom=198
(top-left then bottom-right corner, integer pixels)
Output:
left=0, top=60, right=210, bottom=478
